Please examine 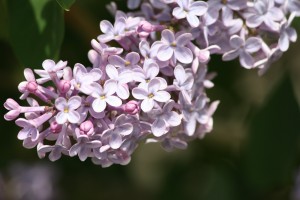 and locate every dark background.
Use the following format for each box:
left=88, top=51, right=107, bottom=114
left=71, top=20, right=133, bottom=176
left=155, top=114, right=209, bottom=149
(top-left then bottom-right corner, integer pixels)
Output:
left=1, top=0, right=300, bottom=199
